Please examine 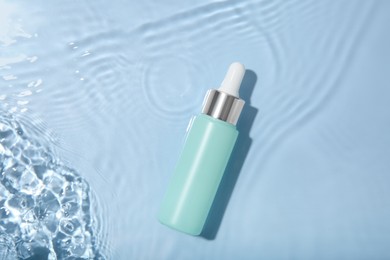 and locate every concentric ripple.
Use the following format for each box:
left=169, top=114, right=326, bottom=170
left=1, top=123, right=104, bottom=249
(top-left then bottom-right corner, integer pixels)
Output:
left=141, top=54, right=207, bottom=120
left=0, top=113, right=104, bottom=259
